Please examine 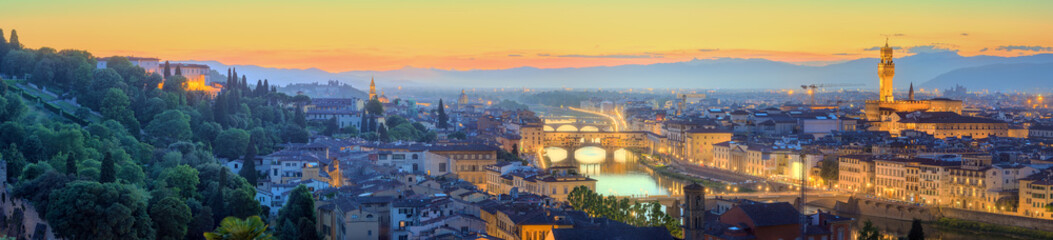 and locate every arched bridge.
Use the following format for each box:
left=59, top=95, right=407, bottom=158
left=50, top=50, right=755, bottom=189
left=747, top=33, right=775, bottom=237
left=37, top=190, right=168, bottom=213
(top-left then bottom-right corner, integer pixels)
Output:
left=543, top=121, right=612, bottom=132
left=621, top=192, right=851, bottom=213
